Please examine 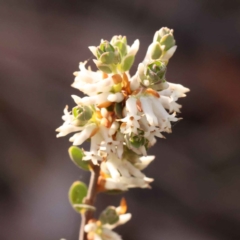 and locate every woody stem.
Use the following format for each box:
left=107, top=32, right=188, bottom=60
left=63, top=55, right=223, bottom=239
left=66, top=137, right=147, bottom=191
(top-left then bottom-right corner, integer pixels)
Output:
left=79, top=165, right=100, bottom=240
